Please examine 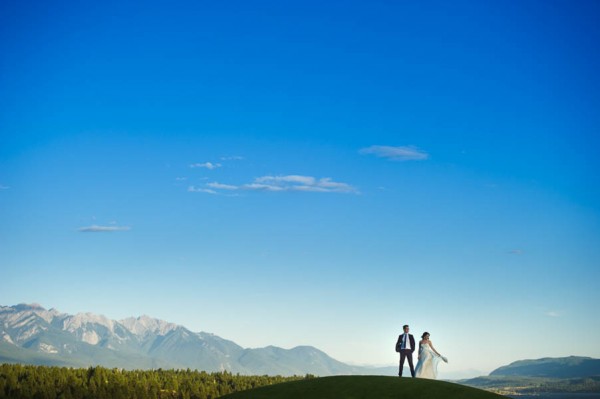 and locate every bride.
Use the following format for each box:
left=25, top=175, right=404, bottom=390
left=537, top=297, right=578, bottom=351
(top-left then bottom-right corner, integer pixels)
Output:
left=415, top=332, right=448, bottom=379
